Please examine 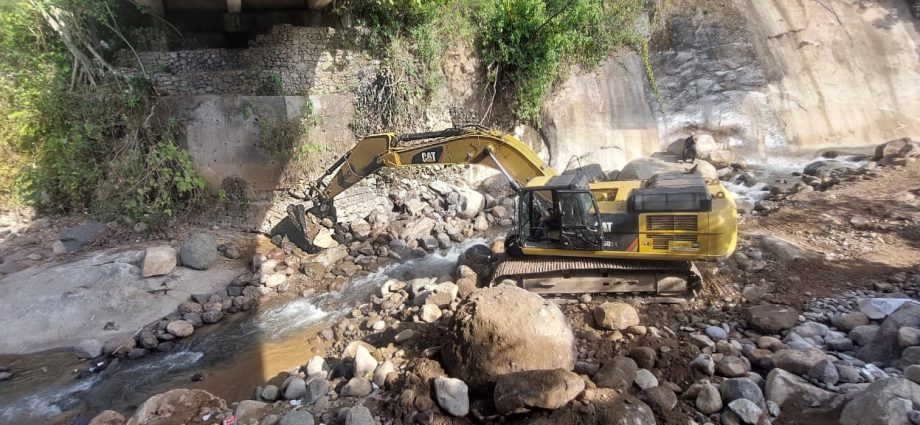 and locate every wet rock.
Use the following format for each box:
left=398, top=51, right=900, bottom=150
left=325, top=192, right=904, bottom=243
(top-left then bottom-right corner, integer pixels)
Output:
left=127, top=389, right=227, bottom=425
left=344, top=405, right=374, bottom=425
left=279, top=411, right=314, bottom=425
left=142, top=246, right=176, bottom=277
left=634, top=369, right=658, bottom=390
left=772, top=348, right=827, bottom=375
left=721, top=378, right=765, bottom=408
left=594, top=356, right=638, bottom=391
left=442, top=285, right=575, bottom=390
left=354, top=345, right=378, bottom=379
left=342, top=377, right=372, bottom=397
left=182, top=313, right=202, bottom=328
left=88, top=410, right=126, bottom=425
left=840, top=378, right=920, bottom=425
left=765, top=368, right=840, bottom=409
left=696, top=383, right=723, bottom=414
left=747, top=304, right=799, bottom=333
left=494, top=369, right=584, bottom=414
left=180, top=233, right=217, bottom=270
left=640, top=386, right=677, bottom=412
left=434, top=377, right=470, bottom=416
left=166, top=320, right=194, bottom=338
left=138, top=331, right=159, bottom=349
left=284, top=377, right=307, bottom=400
left=421, top=304, right=443, bottom=323
left=729, top=399, right=763, bottom=424
left=593, top=302, right=640, bottom=331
